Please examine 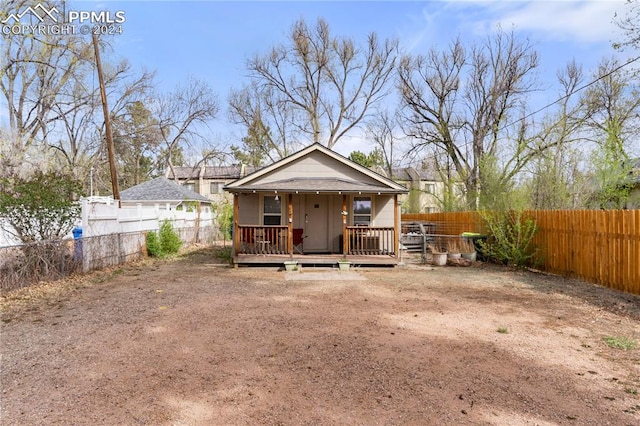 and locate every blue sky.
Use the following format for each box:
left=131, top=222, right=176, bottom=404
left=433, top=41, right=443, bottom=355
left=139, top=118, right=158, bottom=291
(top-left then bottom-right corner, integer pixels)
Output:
left=94, top=0, right=631, bottom=88
left=27, top=1, right=640, bottom=156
